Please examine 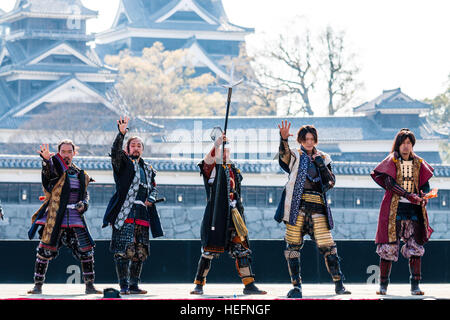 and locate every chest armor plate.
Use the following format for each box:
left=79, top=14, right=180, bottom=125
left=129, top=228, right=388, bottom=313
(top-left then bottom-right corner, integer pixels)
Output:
left=400, top=160, right=415, bottom=193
